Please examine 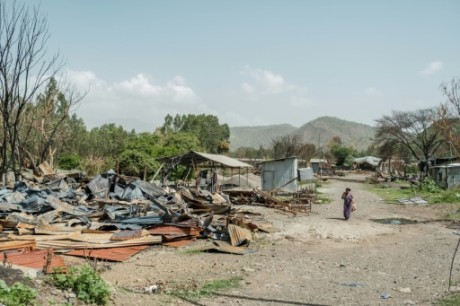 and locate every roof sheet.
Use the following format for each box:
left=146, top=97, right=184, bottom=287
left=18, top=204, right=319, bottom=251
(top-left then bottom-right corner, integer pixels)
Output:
left=65, top=245, right=148, bottom=262
left=433, top=163, right=460, bottom=168
left=7, top=249, right=66, bottom=273
left=161, top=150, right=253, bottom=168
left=353, top=156, right=381, bottom=167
